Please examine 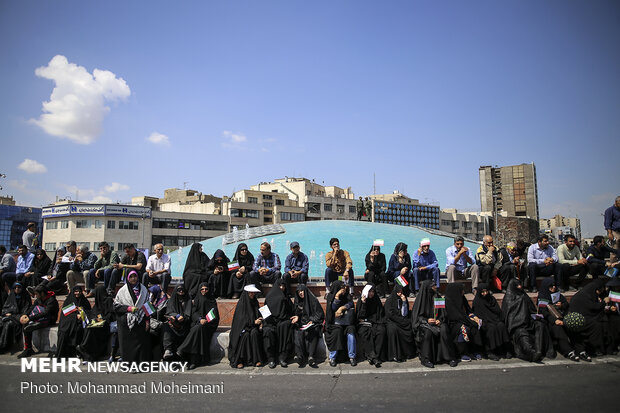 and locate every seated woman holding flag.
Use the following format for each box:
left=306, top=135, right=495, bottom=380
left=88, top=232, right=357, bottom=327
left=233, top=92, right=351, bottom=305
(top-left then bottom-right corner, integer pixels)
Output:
left=356, top=283, right=387, bottom=367
left=537, top=278, right=579, bottom=361
left=445, top=283, right=483, bottom=363
left=410, top=280, right=453, bottom=368
left=113, top=270, right=151, bottom=362
left=56, top=286, right=91, bottom=359
left=387, top=242, right=413, bottom=297
left=472, top=283, right=511, bottom=360
left=384, top=283, right=415, bottom=363
left=207, top=249, right=231, bottom=299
